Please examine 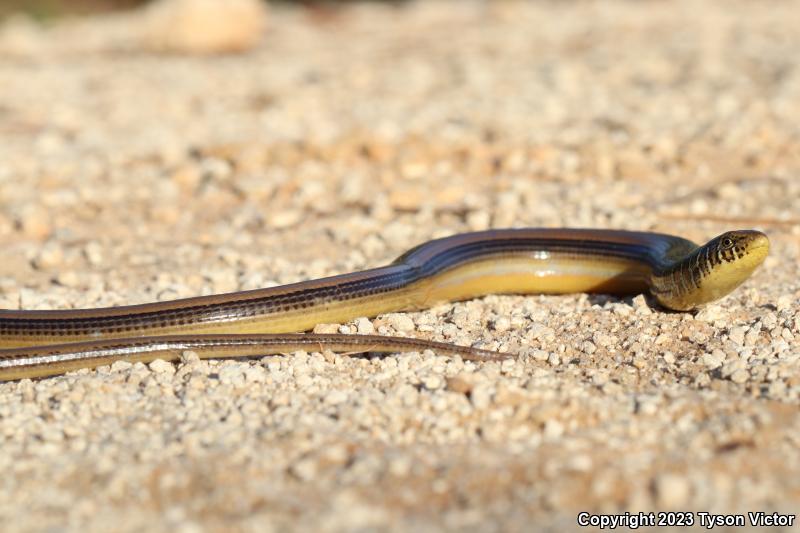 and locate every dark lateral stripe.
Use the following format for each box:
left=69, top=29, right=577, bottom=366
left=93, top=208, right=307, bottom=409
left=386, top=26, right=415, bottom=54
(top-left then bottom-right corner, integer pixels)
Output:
left=0, top=230, right=689, bottom=338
